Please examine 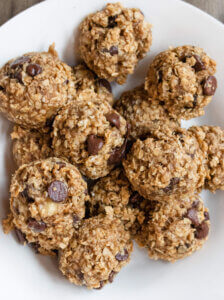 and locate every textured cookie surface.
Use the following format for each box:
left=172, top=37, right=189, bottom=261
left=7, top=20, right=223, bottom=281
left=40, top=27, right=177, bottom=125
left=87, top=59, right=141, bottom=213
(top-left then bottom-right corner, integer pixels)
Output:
left=59, top=215, right=133, bottom=289
left=135, top=194, right=210, bottom=262
left=79, top=2, right=152, bottom=84
left=9, top=158, right=88, bottom=252
left=145, top=46, right=217, bottom=119
left=0, top=45, right=73, bottom=129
